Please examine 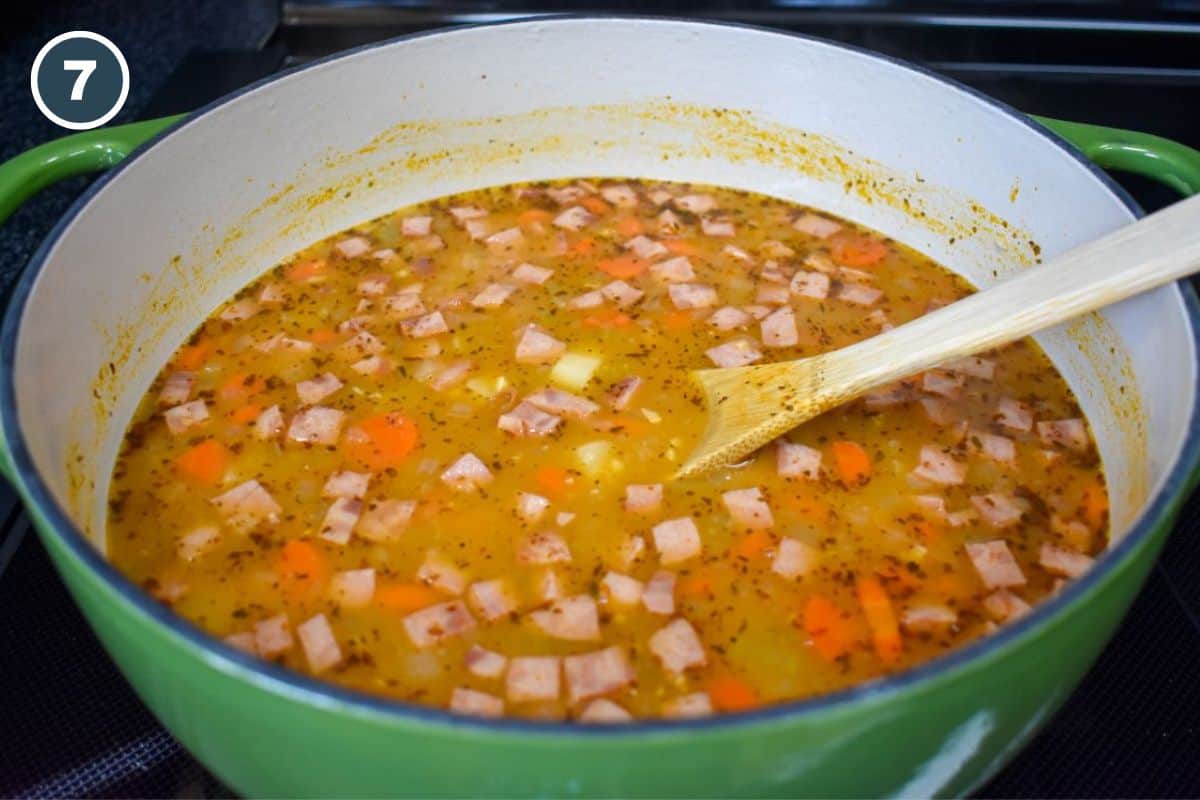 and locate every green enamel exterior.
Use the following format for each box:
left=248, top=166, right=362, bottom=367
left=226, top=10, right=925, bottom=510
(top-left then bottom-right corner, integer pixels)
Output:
left=0, top=114, right=1197, bottom=796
